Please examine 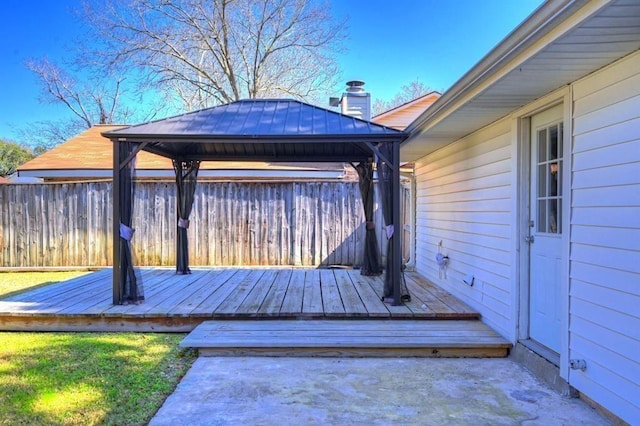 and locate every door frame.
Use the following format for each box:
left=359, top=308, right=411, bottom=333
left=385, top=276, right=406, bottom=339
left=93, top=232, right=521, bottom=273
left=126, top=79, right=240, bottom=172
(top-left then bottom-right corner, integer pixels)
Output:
left=513, top=87, right=573, bottom=380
